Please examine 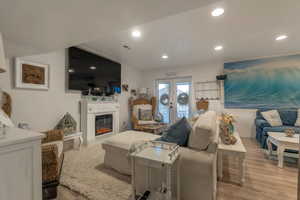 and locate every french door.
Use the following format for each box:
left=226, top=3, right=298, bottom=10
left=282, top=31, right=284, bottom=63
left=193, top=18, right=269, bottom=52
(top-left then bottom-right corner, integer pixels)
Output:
left=156, top=77, right=192, bottom=124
